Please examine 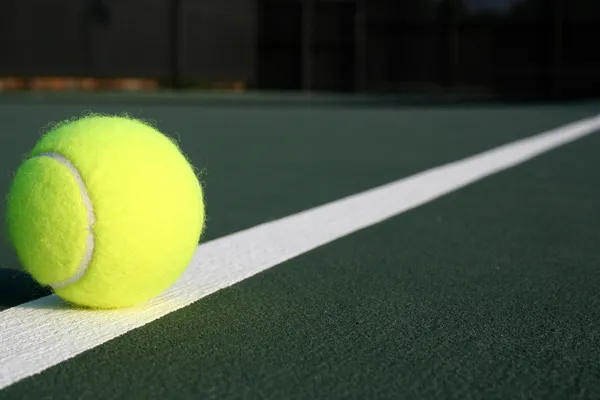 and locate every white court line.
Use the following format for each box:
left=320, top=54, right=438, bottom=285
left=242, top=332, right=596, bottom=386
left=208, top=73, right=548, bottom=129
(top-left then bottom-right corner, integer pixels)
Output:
left=1, top=114, right=600, bottom=390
